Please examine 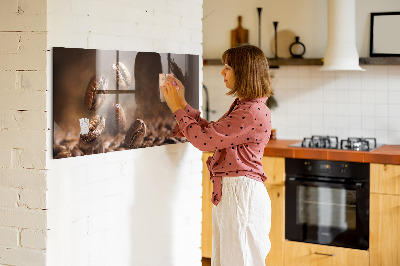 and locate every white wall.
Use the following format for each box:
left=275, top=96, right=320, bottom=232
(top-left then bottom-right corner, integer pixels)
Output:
left=46, top=1, right=203, bottom=266
left=0, top=0, right=48, bottom=265
left=203, top=0, right=400, bottom=145
left=203, top=0, right=400, bottom=58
